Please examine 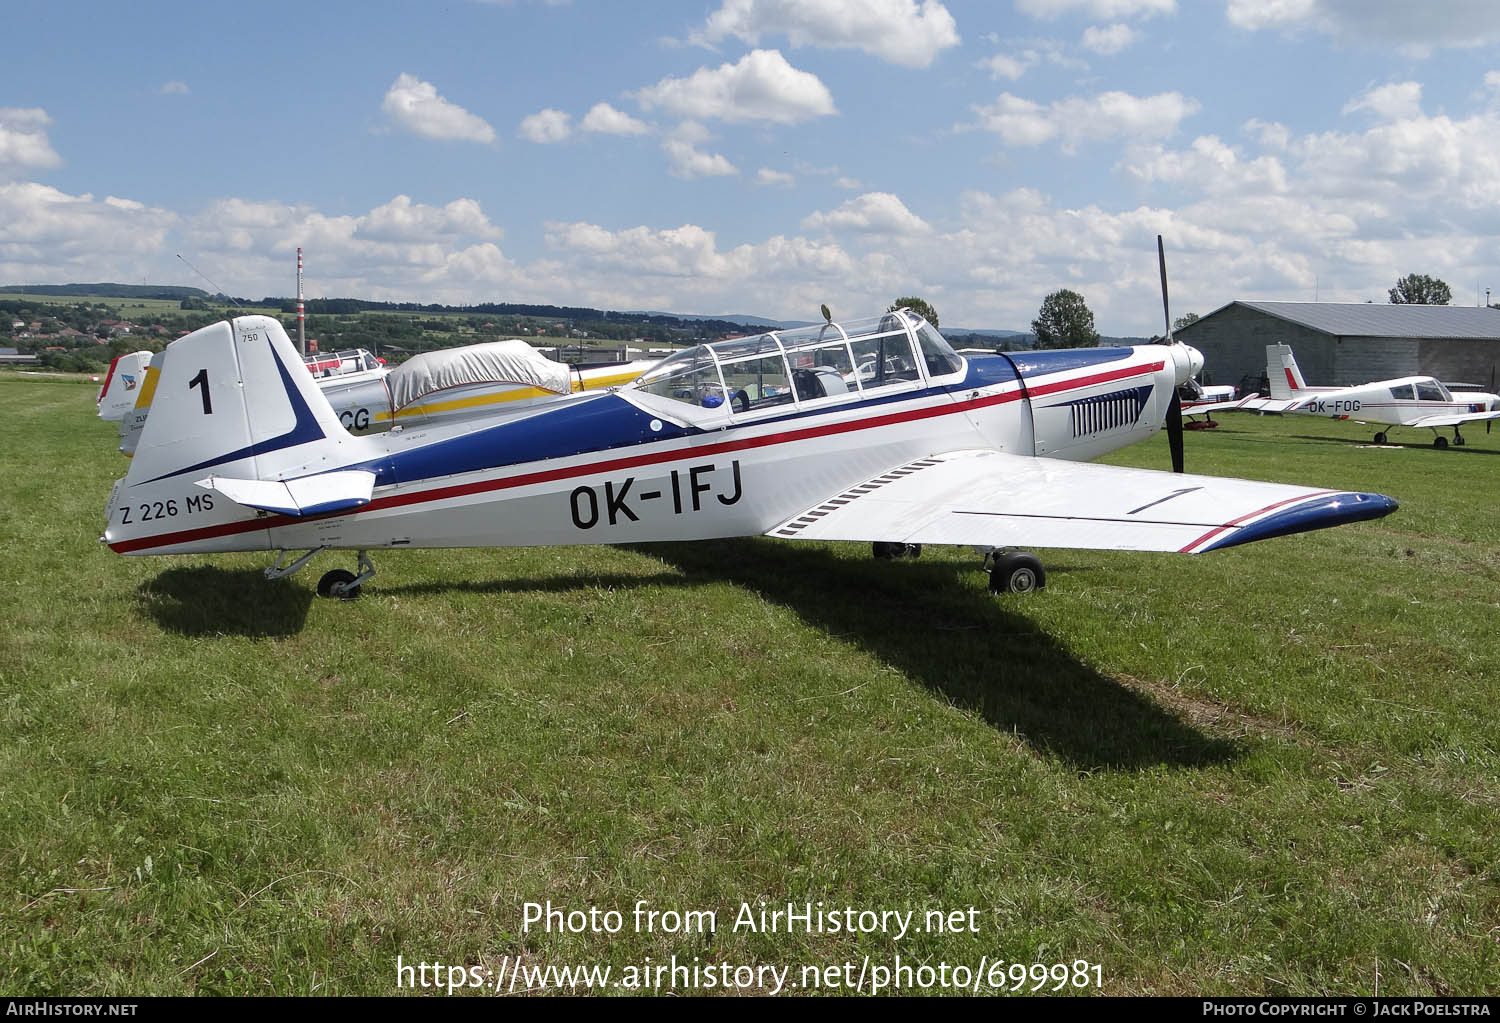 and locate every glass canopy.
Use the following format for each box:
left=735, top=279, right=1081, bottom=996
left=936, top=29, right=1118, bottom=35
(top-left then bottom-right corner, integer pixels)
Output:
left=631, top=309, right=963, bottom=413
